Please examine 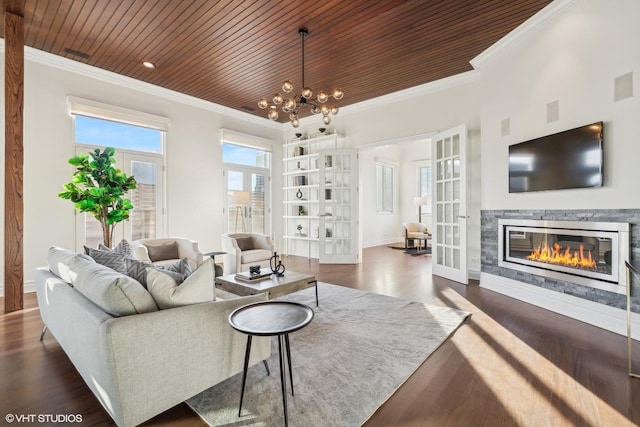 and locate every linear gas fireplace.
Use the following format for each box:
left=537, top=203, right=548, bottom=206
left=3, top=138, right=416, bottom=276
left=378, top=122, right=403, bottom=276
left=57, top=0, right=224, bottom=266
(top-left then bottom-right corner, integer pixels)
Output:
left=498, top=219, right=630, bottom=294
